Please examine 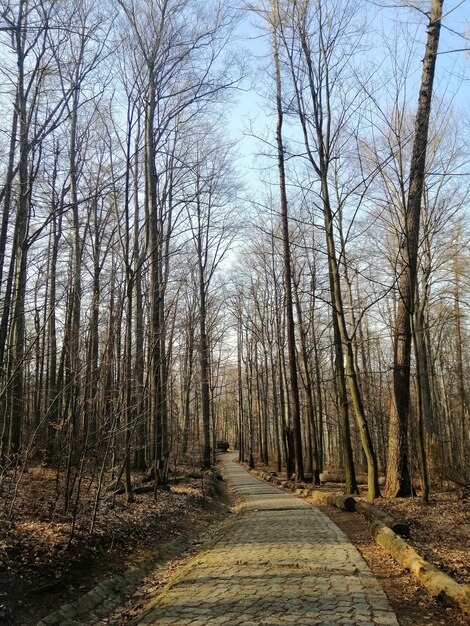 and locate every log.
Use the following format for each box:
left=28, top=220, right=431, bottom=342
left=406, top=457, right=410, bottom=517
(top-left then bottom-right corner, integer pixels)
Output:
left=356, top=500, right=410, bottom=538
left=371, top=522, right=470, bottom=614
left=309, top=491, right=357, bottom=512
left=320, top=472, right=386, bottom=486
left=281, top=480, right=295, bottom=490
